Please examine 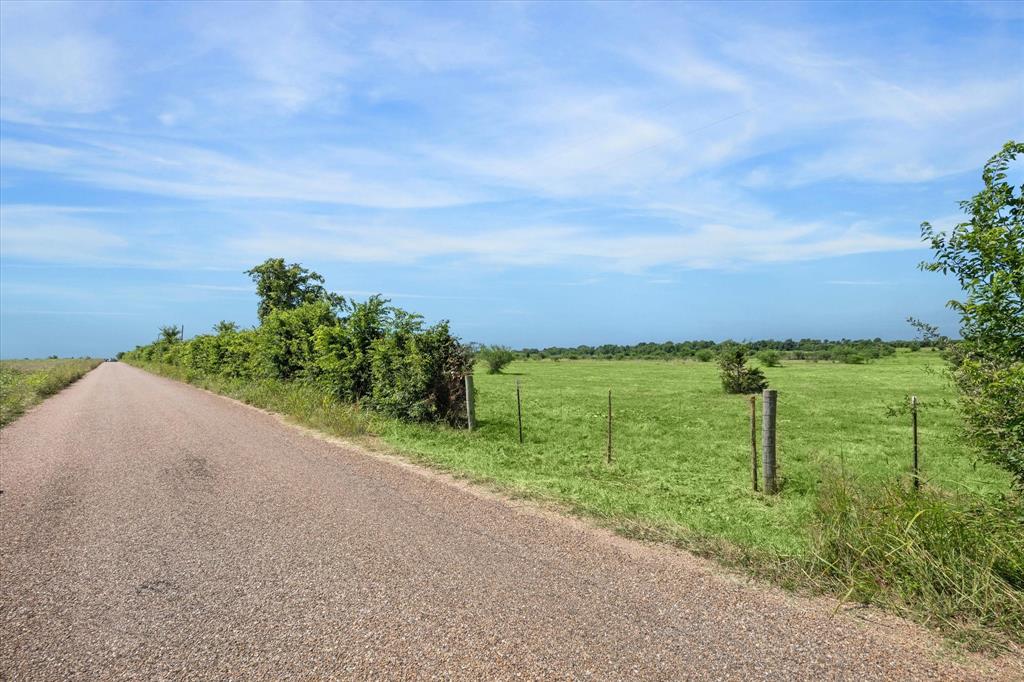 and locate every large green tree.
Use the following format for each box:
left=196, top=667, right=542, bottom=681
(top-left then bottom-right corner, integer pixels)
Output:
left=921, top=141, right=1023, bottom=485
left=245, top=258, right=346, bottom=322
